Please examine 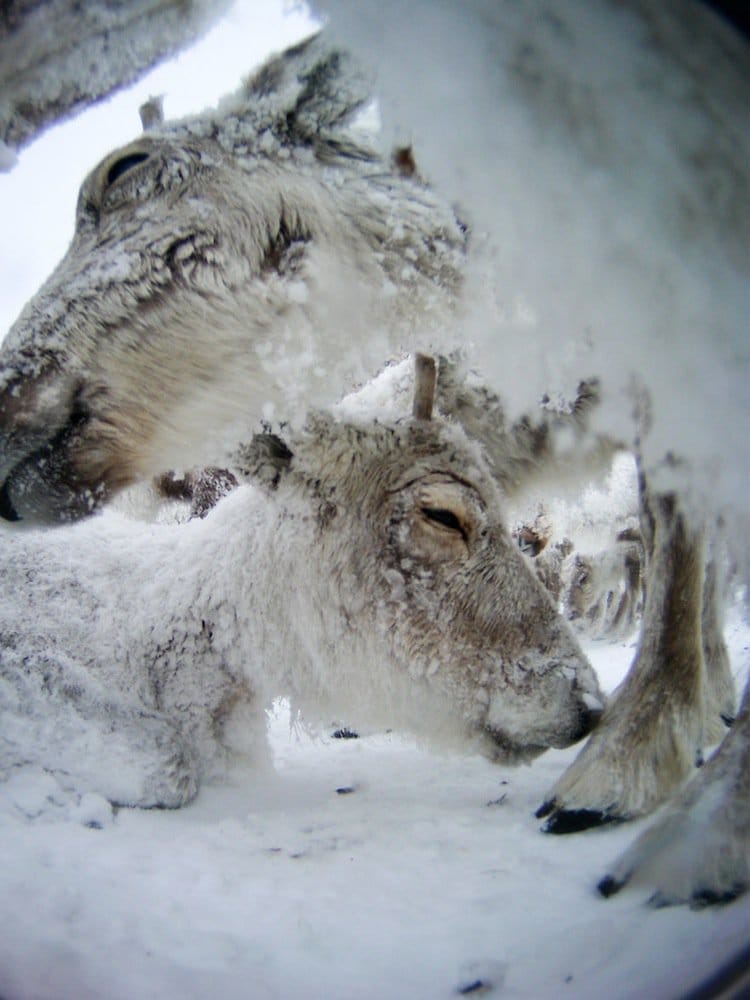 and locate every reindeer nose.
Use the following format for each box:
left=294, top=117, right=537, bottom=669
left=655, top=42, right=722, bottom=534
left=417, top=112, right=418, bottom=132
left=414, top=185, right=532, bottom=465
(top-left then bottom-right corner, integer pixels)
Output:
left=0, top=367, right=89, bottom=523
left=0, top=367, right=77, bottom=470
